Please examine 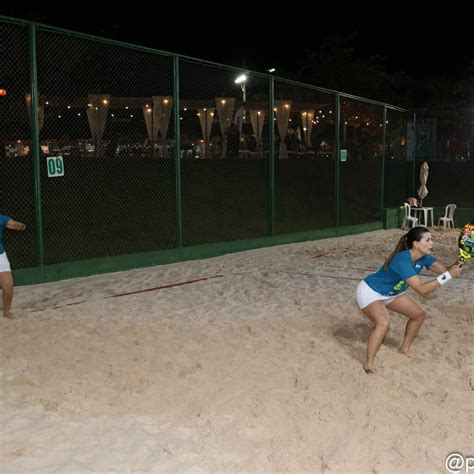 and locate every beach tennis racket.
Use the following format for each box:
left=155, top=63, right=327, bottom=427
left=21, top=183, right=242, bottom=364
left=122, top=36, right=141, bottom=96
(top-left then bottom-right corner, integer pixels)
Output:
left=458, top=222, right=474, bottom=266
